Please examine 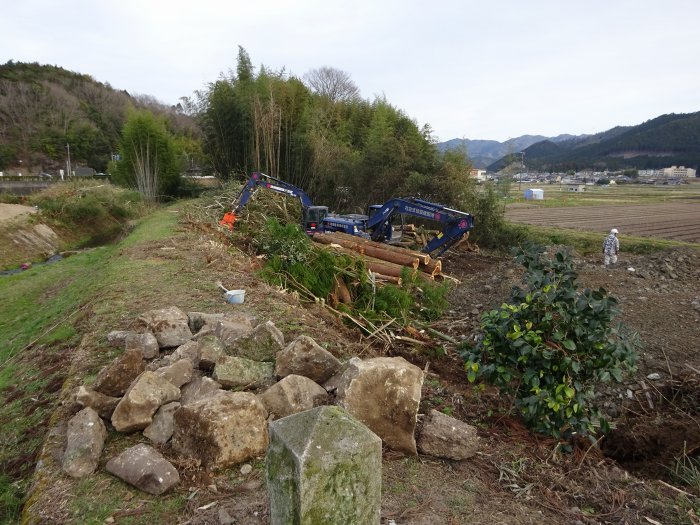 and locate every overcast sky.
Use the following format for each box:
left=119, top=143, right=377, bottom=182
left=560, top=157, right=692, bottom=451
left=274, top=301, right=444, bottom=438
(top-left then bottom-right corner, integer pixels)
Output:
left=3, top=0, right=699, bottom=142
